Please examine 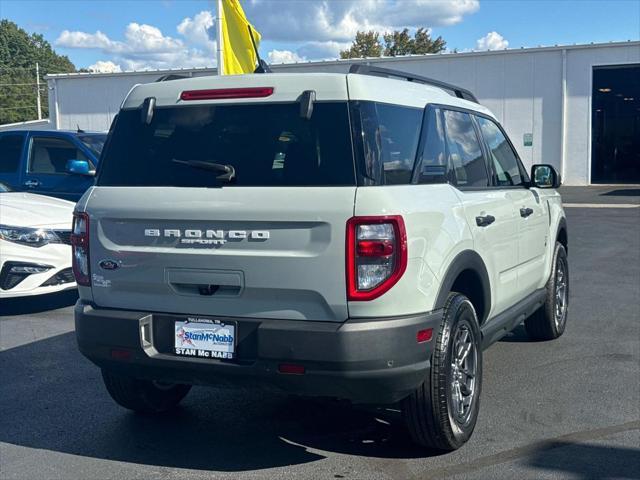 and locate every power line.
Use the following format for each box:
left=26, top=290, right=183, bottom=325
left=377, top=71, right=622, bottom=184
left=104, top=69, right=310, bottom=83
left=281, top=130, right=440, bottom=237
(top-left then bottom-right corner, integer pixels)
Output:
left=0, top=82, right=39, bottom=86
left=0, top=105, right=36, bottom=110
